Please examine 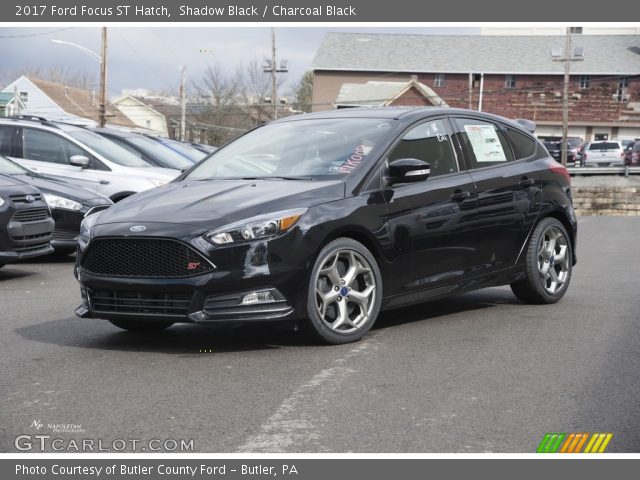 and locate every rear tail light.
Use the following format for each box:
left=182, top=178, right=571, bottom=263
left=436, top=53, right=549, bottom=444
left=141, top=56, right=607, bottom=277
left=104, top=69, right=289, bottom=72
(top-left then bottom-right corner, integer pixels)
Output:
left=546, top=158, right=571, bottom=184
